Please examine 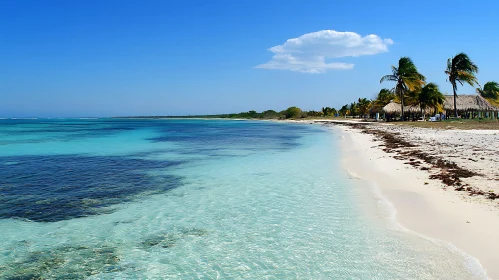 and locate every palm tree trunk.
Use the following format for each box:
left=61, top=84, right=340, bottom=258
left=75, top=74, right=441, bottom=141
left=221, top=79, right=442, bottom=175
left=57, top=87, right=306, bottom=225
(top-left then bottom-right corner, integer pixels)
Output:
left=453, top=86, right=458, bottom=118
left=401, top=100, right=404, bottom=121
left=400, top=90, right=405, bottom=121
